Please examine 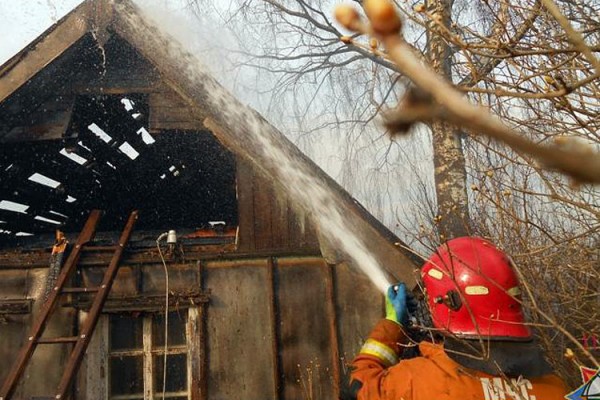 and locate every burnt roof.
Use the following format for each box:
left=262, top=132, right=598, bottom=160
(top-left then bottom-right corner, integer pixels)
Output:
left=0, top=0, right=420, bottom=279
